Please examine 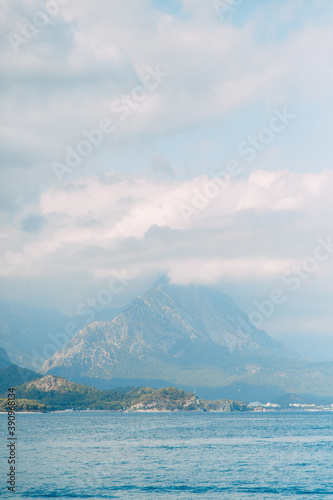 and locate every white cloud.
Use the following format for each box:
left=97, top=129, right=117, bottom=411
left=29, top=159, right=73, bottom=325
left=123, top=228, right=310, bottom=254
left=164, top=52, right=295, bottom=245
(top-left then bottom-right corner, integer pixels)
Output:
left=1, top=0, right=333, bottom=186
left=1, top=168, right=332, bottom=309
